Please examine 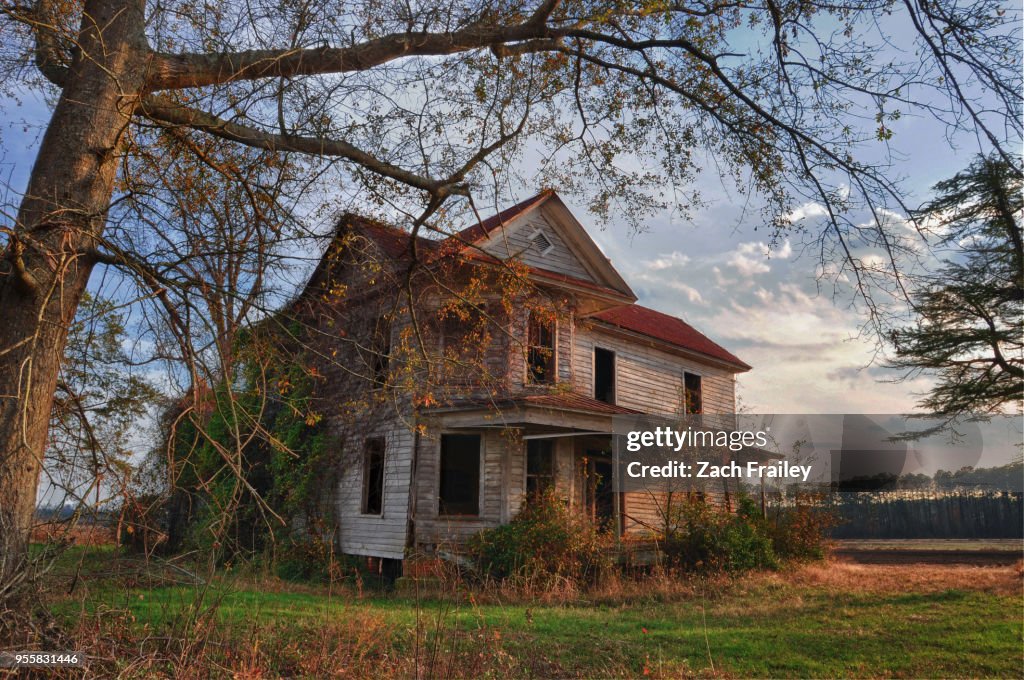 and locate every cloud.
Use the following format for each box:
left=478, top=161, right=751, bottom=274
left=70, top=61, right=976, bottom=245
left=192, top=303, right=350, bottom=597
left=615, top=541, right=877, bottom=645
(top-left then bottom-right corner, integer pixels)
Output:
left=642, top=251, right=691, bottom=270
left=703, top=283, right=852, bottom=347
left=815, top=262, right=851, bottom=284
left=663, top=280, right=705, bottom=304
left=665, top=279, right=934, bottom=412
left=859, top=253, right=886, bottom=270
left=784, top=202, right=828, bottom=224
left=572, top=198, right=934, bottom=414
left=725, top=239, right=792, bottom=277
